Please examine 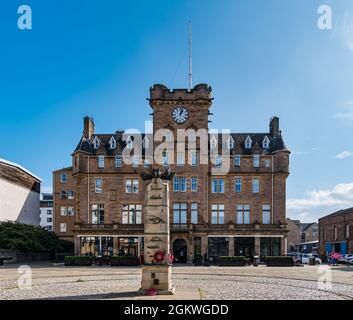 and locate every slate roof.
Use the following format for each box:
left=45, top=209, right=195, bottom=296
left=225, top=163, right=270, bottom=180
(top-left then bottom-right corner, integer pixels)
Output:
left=73, top=132, right=289, bottom=156
left=319, top=207, right=353, bottom=222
